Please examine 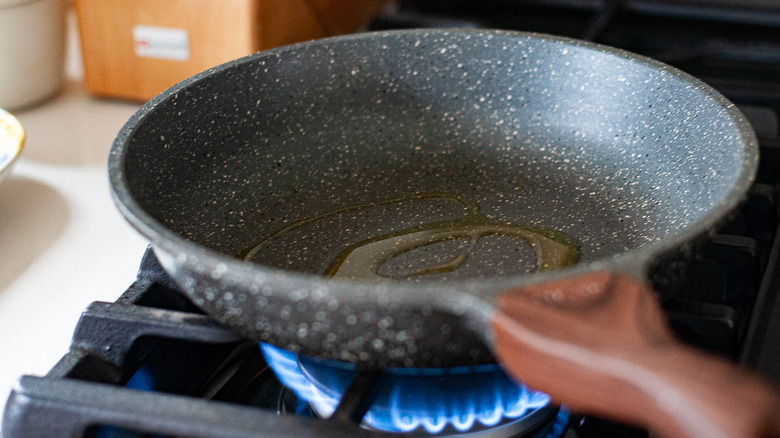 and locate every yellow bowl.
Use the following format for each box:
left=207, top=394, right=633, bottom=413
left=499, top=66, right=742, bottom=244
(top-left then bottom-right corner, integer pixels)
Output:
left=0, top=107, right=25, bottom=184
